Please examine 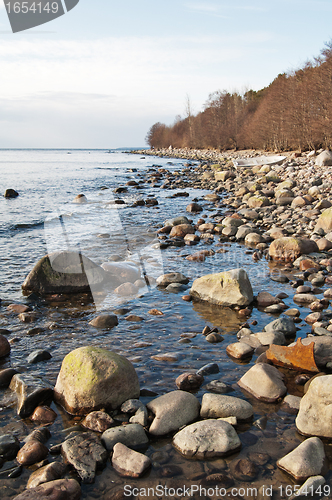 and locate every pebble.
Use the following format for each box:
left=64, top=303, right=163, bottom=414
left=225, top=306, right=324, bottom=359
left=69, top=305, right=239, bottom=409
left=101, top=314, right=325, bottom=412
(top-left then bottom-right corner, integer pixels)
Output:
left=230, top=458, right=258, bottom=481
left=206, top=332, right=224, bottom=343
left=27, top=349, right=52, bottom=364
left=175, top=372, right=204, bottom=391
left=31, top=406, right=57, bottom=423
left=226, top=342, right=254, bottom=359
left=204, top=380, right=232, bottom=394
left=196, top=362, right=219, bottom=376
left=89, top=314, right=118, bottom=329
left=17, top=440, right=49, bottom=466
left=81, top=411, right=115, bottom=433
